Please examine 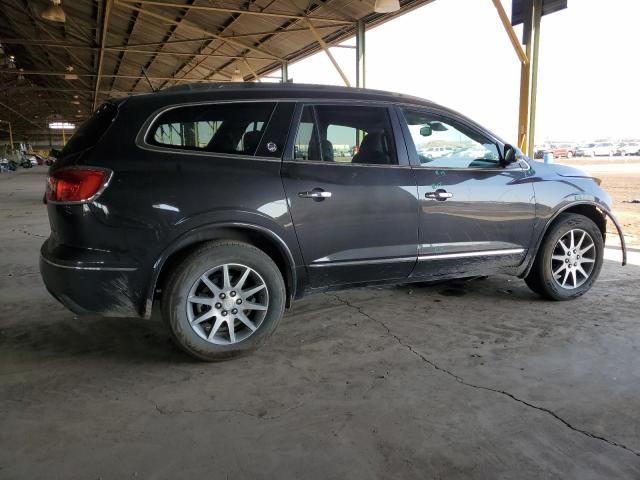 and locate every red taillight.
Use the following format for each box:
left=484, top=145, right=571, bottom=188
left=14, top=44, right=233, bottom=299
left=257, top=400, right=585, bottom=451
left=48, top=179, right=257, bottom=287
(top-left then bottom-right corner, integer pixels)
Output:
left=46, top=168, right=110, bottom=203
